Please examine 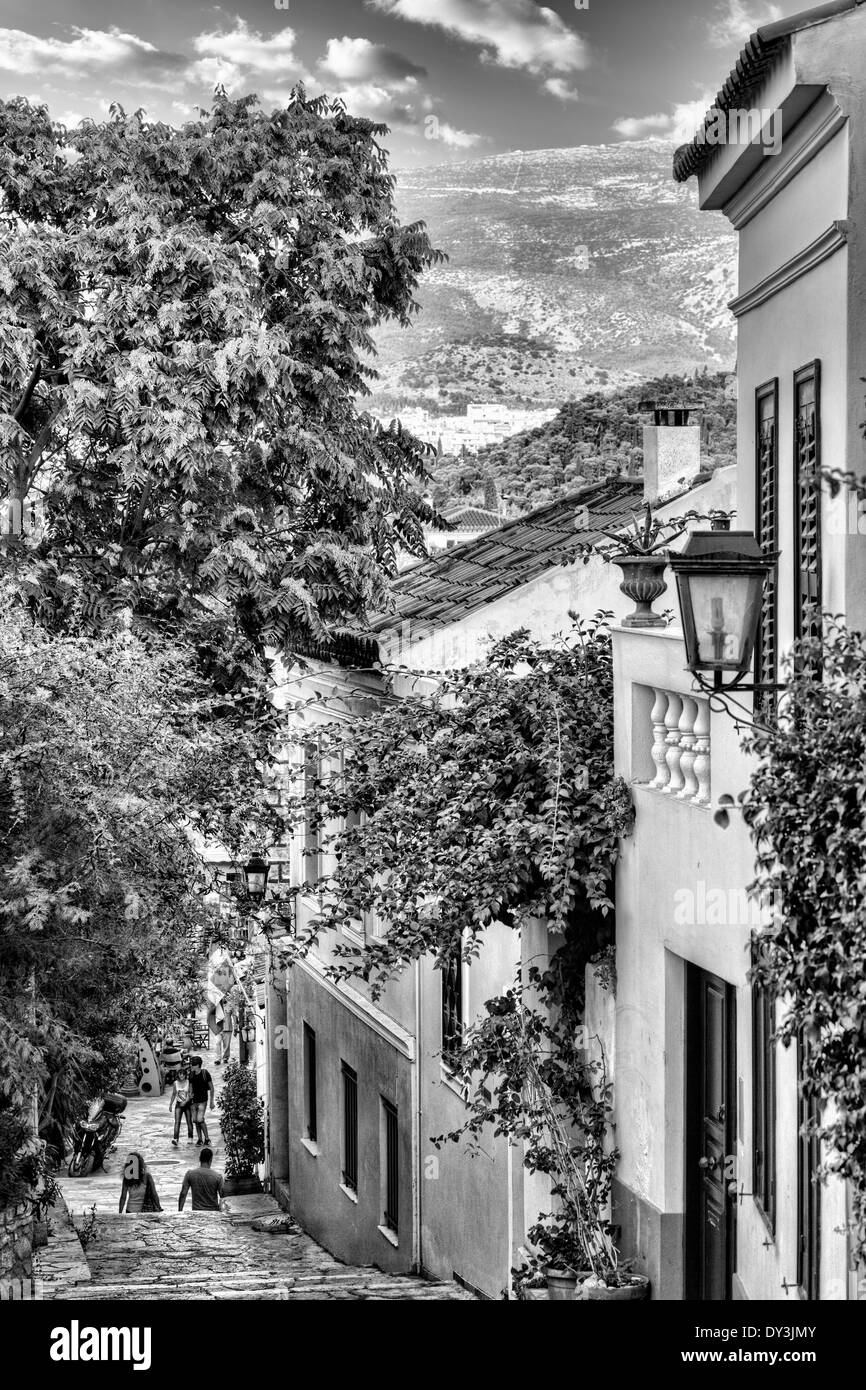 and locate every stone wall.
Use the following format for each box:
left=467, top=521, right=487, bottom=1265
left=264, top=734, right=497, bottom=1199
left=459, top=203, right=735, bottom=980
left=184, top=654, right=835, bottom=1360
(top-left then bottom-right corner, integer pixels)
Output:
left=0, top=1200, right=34, bottom=1300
